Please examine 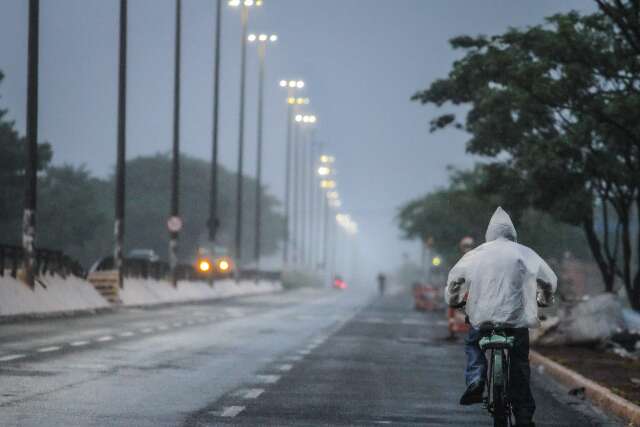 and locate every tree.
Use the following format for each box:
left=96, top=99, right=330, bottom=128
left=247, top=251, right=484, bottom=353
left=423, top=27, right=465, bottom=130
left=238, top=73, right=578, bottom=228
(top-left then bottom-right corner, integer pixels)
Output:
left=0, top=71, right=52, bottom=245
left=397, top=166, right=588, bottom=269
left=596, top=0, right=640, bottom=54
left=412, top=12, right=640, bottom=304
